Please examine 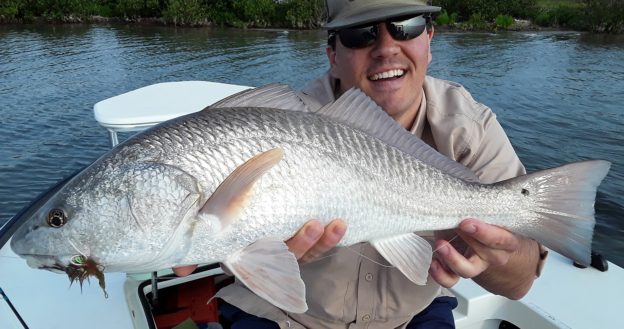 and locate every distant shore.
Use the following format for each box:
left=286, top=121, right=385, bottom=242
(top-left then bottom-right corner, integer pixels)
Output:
left=1, top=0, right=622, bottom=34
left=0, top=16, right=587, bottom=35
